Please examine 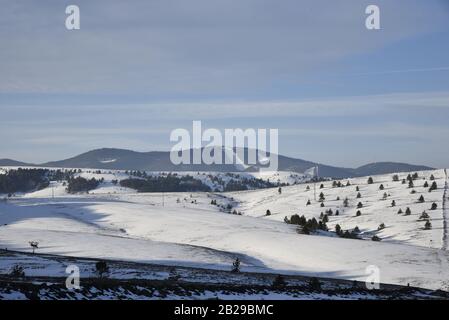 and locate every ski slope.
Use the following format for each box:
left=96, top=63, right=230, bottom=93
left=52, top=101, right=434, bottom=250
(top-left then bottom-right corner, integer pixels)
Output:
left=1, top=167, right=449, bottom=290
